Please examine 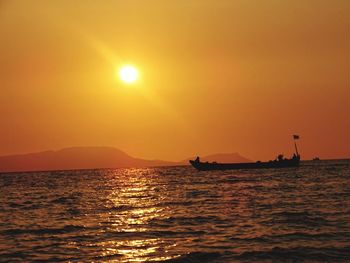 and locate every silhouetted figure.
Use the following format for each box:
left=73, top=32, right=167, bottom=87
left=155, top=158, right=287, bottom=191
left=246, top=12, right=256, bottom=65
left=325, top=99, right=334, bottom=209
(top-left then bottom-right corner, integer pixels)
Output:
left=195, top=156, right=200, bottom=163
left=277, top=154, right=284, bottom=162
